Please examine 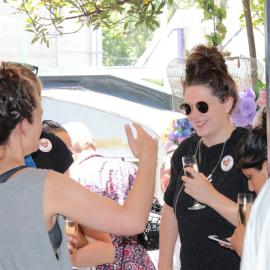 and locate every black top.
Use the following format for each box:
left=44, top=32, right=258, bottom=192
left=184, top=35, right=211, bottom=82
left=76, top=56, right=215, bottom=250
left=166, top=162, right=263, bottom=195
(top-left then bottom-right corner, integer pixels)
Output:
left=164, top=128, right=248, bottom=270
left=32, top=132, right=74, bottom=173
